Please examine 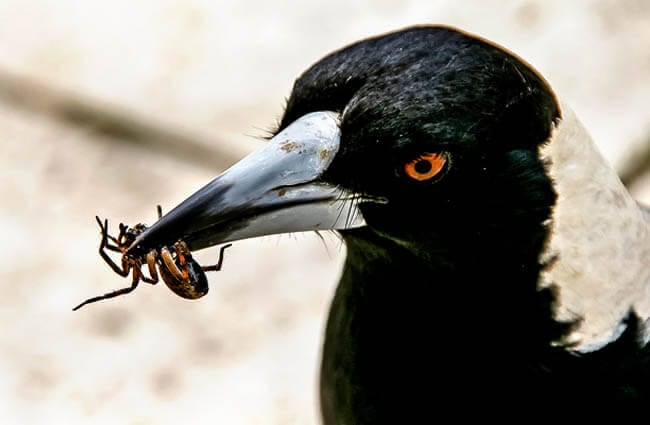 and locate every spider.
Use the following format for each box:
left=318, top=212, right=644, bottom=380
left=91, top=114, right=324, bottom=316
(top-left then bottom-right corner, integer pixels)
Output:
left=73, top=206, right=231, bottom=311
